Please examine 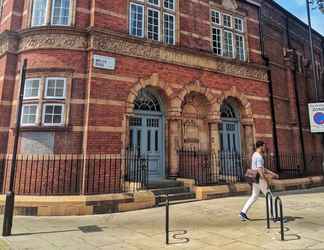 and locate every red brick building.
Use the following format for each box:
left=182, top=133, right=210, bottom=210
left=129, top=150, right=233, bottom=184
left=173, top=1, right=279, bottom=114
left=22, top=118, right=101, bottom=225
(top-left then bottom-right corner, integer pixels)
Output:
left=0, top=0, right=323, bottom=181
